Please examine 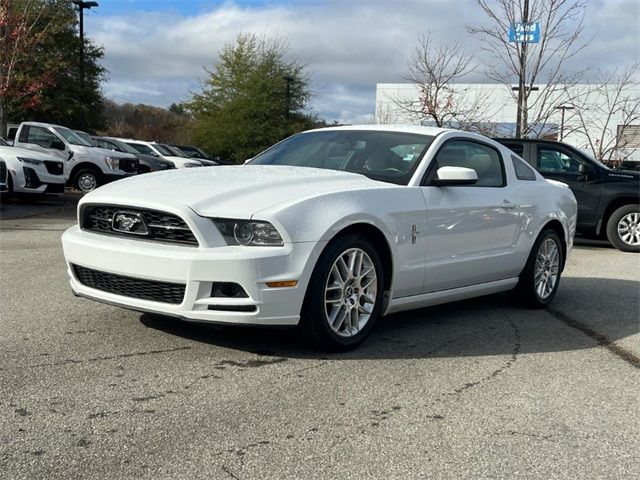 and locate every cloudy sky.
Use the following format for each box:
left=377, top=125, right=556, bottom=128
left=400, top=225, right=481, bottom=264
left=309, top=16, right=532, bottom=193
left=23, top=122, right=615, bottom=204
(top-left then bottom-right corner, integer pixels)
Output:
left=86, top=0, right=639, bottom=123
